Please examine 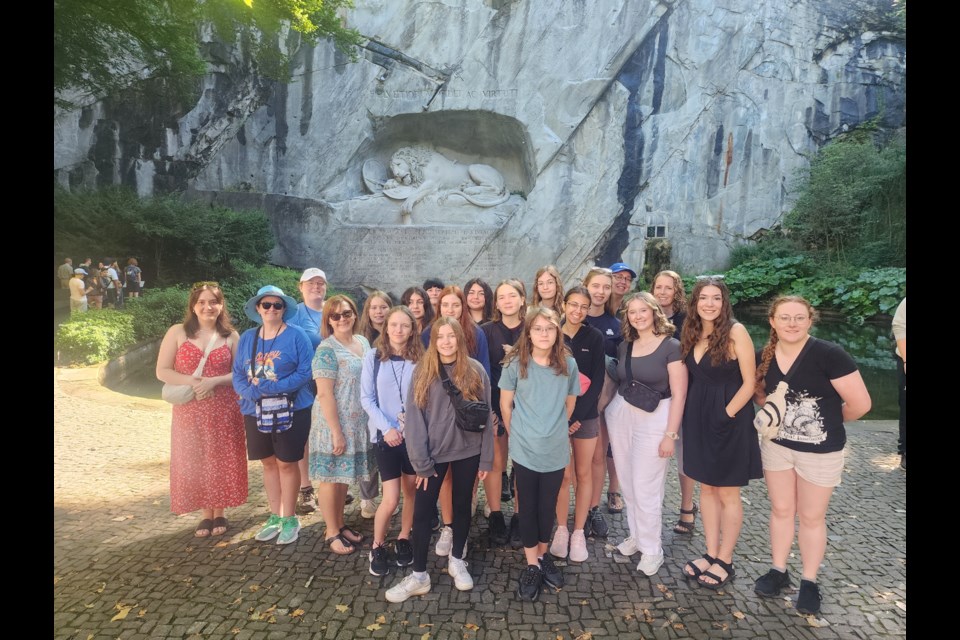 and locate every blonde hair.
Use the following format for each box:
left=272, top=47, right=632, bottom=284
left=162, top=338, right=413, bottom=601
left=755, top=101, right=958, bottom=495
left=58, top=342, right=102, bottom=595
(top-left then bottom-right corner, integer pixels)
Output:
left=621, top=292, right=675, bottom=341
left=532, top=266, right=564, bottom=316
left=412, top=317, right=483, bottom=408
left=358, top=291, right=393, bottom=343
left=374, top=306, right=424, bottom=363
